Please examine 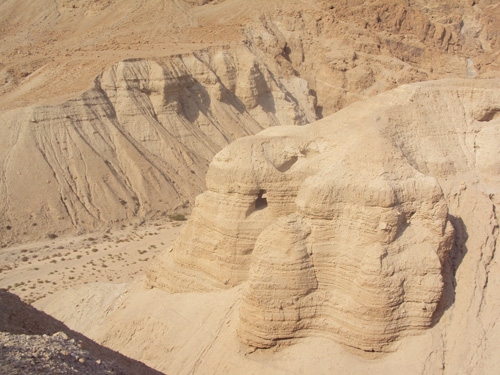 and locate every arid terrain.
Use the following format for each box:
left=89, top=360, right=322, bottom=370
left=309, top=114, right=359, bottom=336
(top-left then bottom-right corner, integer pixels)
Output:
left=1, top=0, right=500, bottom=374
